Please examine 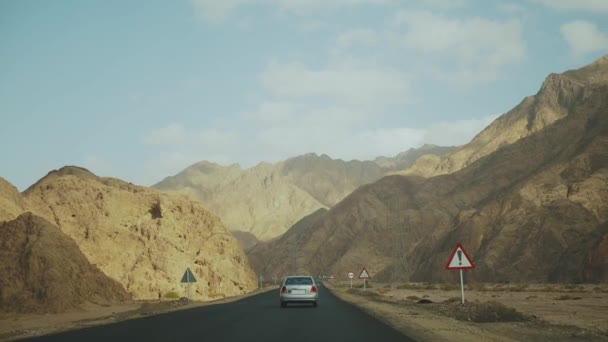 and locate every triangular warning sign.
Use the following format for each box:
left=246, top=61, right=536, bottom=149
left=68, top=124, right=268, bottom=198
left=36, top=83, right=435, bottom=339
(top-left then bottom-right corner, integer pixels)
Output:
left=181, top=268, right=197, bottom=283
left=445, top=243, right=475, bottom=270
left=358, top=267, right=370, bottom=279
